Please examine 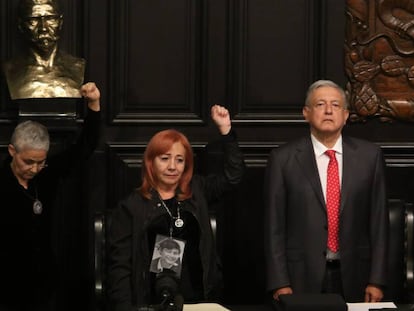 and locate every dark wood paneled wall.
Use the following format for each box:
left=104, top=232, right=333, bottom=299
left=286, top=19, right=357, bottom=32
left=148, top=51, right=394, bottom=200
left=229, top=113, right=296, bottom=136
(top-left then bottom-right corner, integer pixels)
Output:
left=2, top=1, right=414, bottom=310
